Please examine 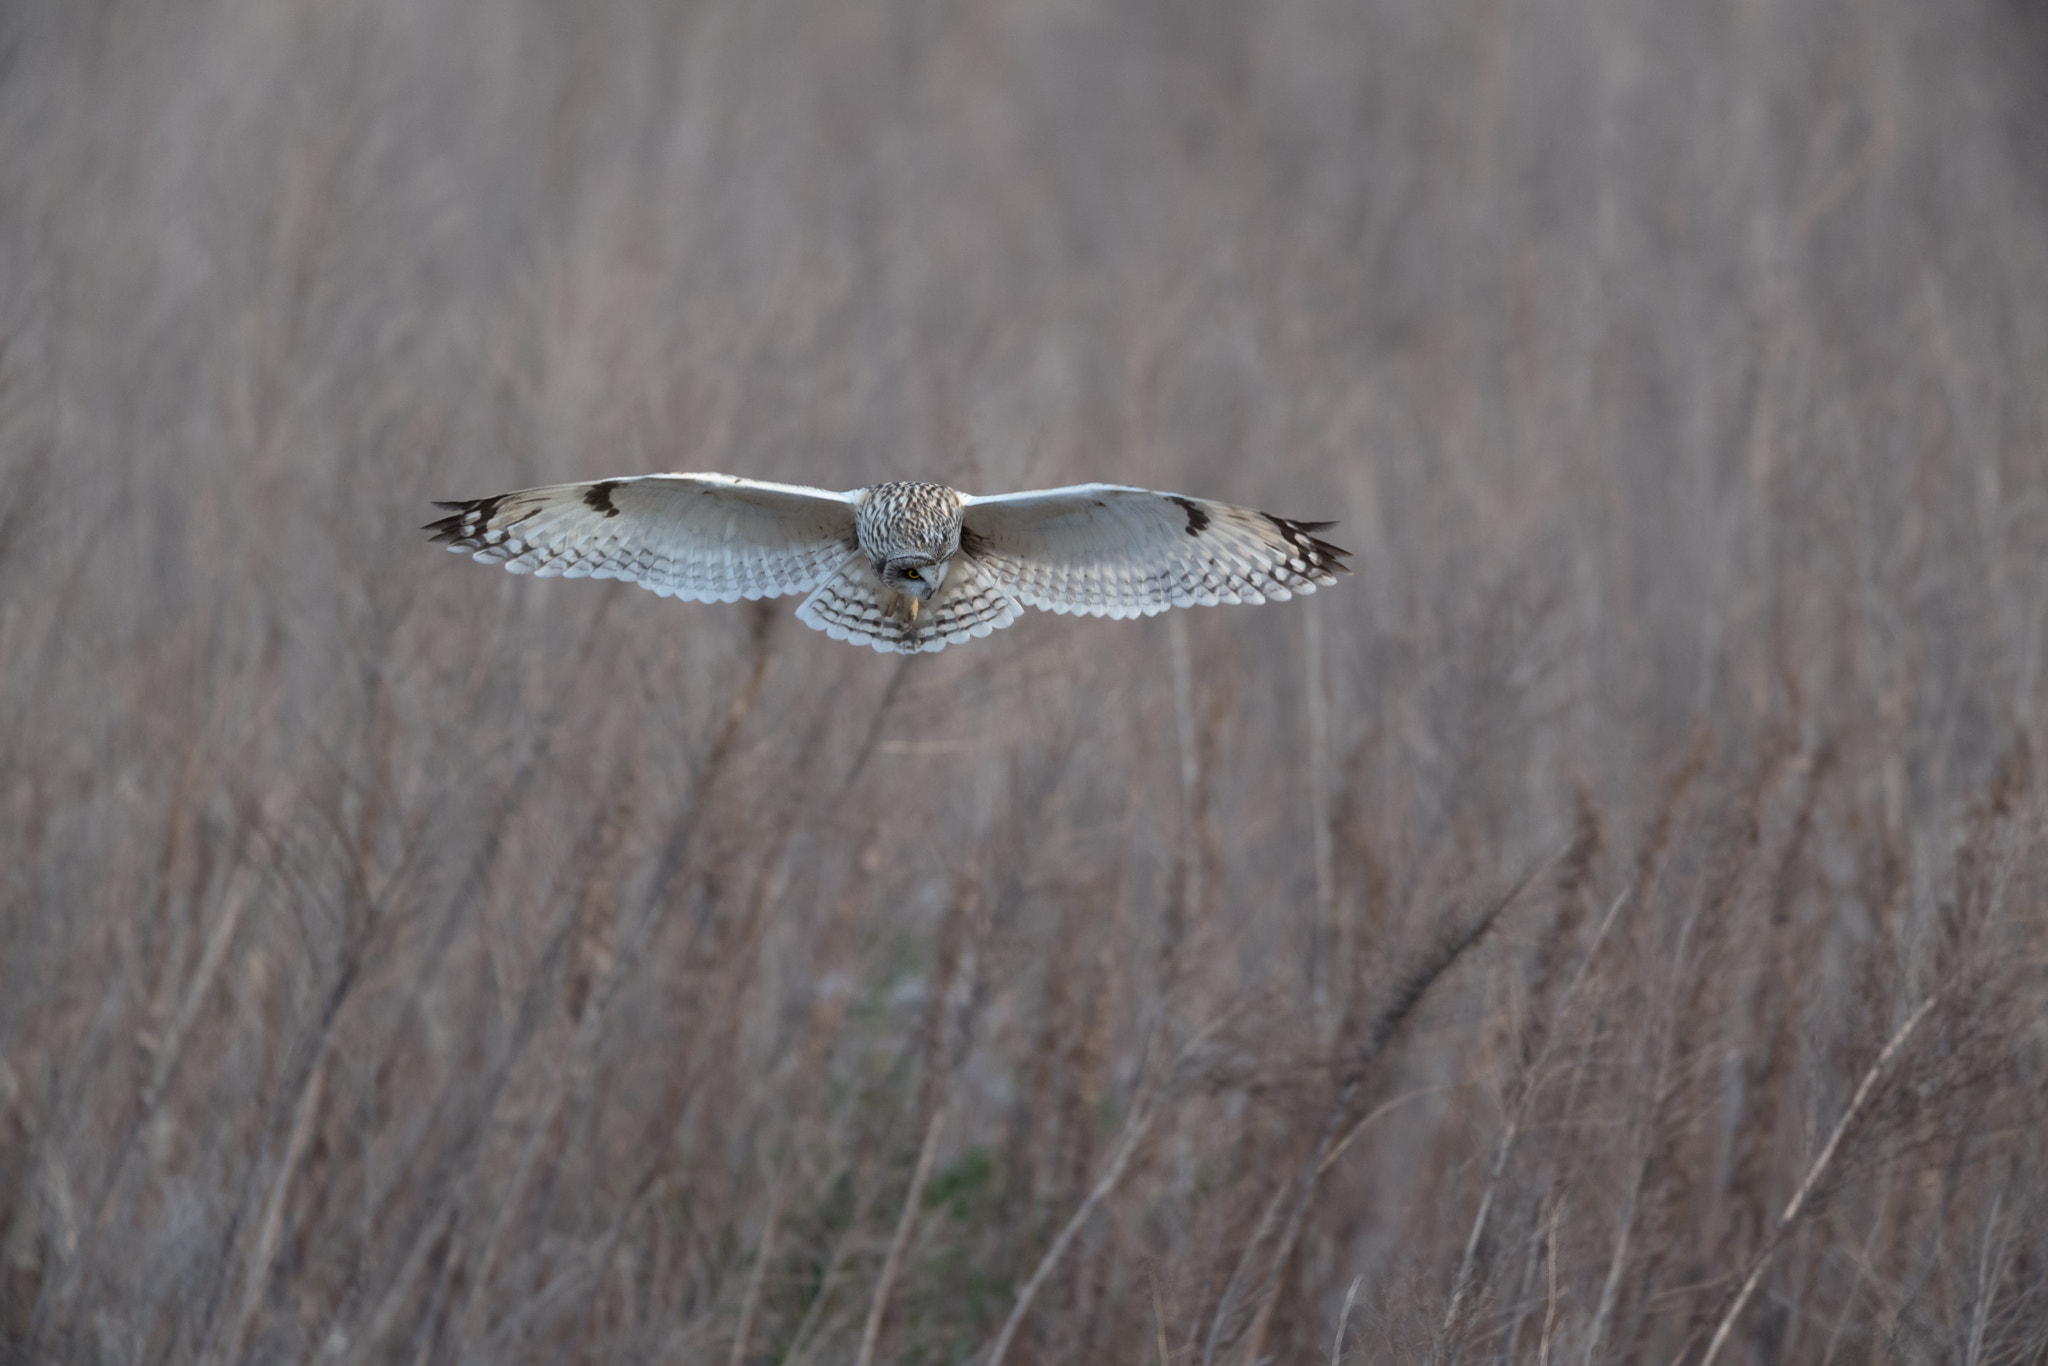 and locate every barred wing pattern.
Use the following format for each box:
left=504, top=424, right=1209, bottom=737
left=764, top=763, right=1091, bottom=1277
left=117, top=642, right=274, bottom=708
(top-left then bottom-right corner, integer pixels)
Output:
left=425, top=474, right=859, bottom=602
left=960, top=484, right=1350, bottom=618
left=796, top=554, right=1025, bottom=654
